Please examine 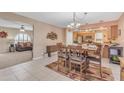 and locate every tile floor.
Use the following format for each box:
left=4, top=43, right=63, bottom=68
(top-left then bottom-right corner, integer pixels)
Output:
left=0, top=54, right=120, bottom=81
